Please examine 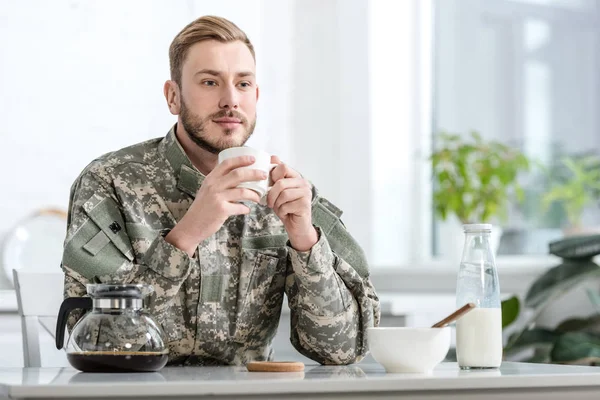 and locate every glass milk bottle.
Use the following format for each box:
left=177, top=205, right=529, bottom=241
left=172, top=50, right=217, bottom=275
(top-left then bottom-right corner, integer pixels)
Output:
left=455, top=224, right=503, bottom=369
